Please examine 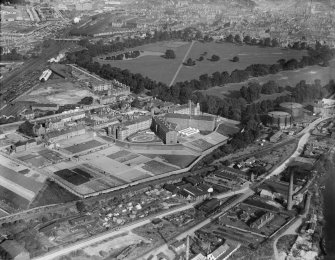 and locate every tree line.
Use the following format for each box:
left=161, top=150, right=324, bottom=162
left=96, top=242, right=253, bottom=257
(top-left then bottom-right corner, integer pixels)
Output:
left=66, top=39, right=334, bottom=107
